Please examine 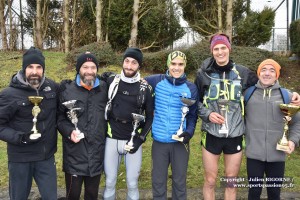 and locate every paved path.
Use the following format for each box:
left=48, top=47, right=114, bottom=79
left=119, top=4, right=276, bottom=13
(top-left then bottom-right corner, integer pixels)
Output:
left=1, top=187, right=300, bottom=199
